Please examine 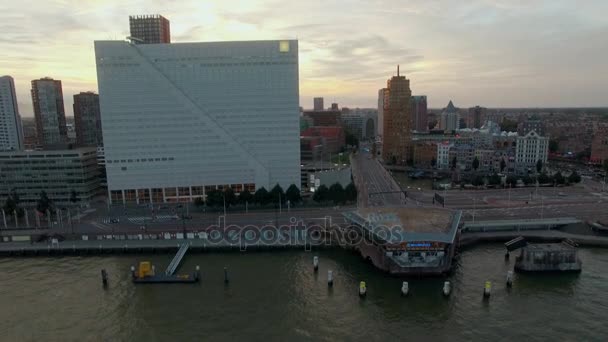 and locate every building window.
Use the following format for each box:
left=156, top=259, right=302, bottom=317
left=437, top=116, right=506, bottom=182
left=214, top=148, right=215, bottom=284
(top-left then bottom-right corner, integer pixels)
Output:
left=164, top=187, right=177, bottom=197
left=151, top=188, right=163, bottom=203
left=178, top=187, right=190, bottom=197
